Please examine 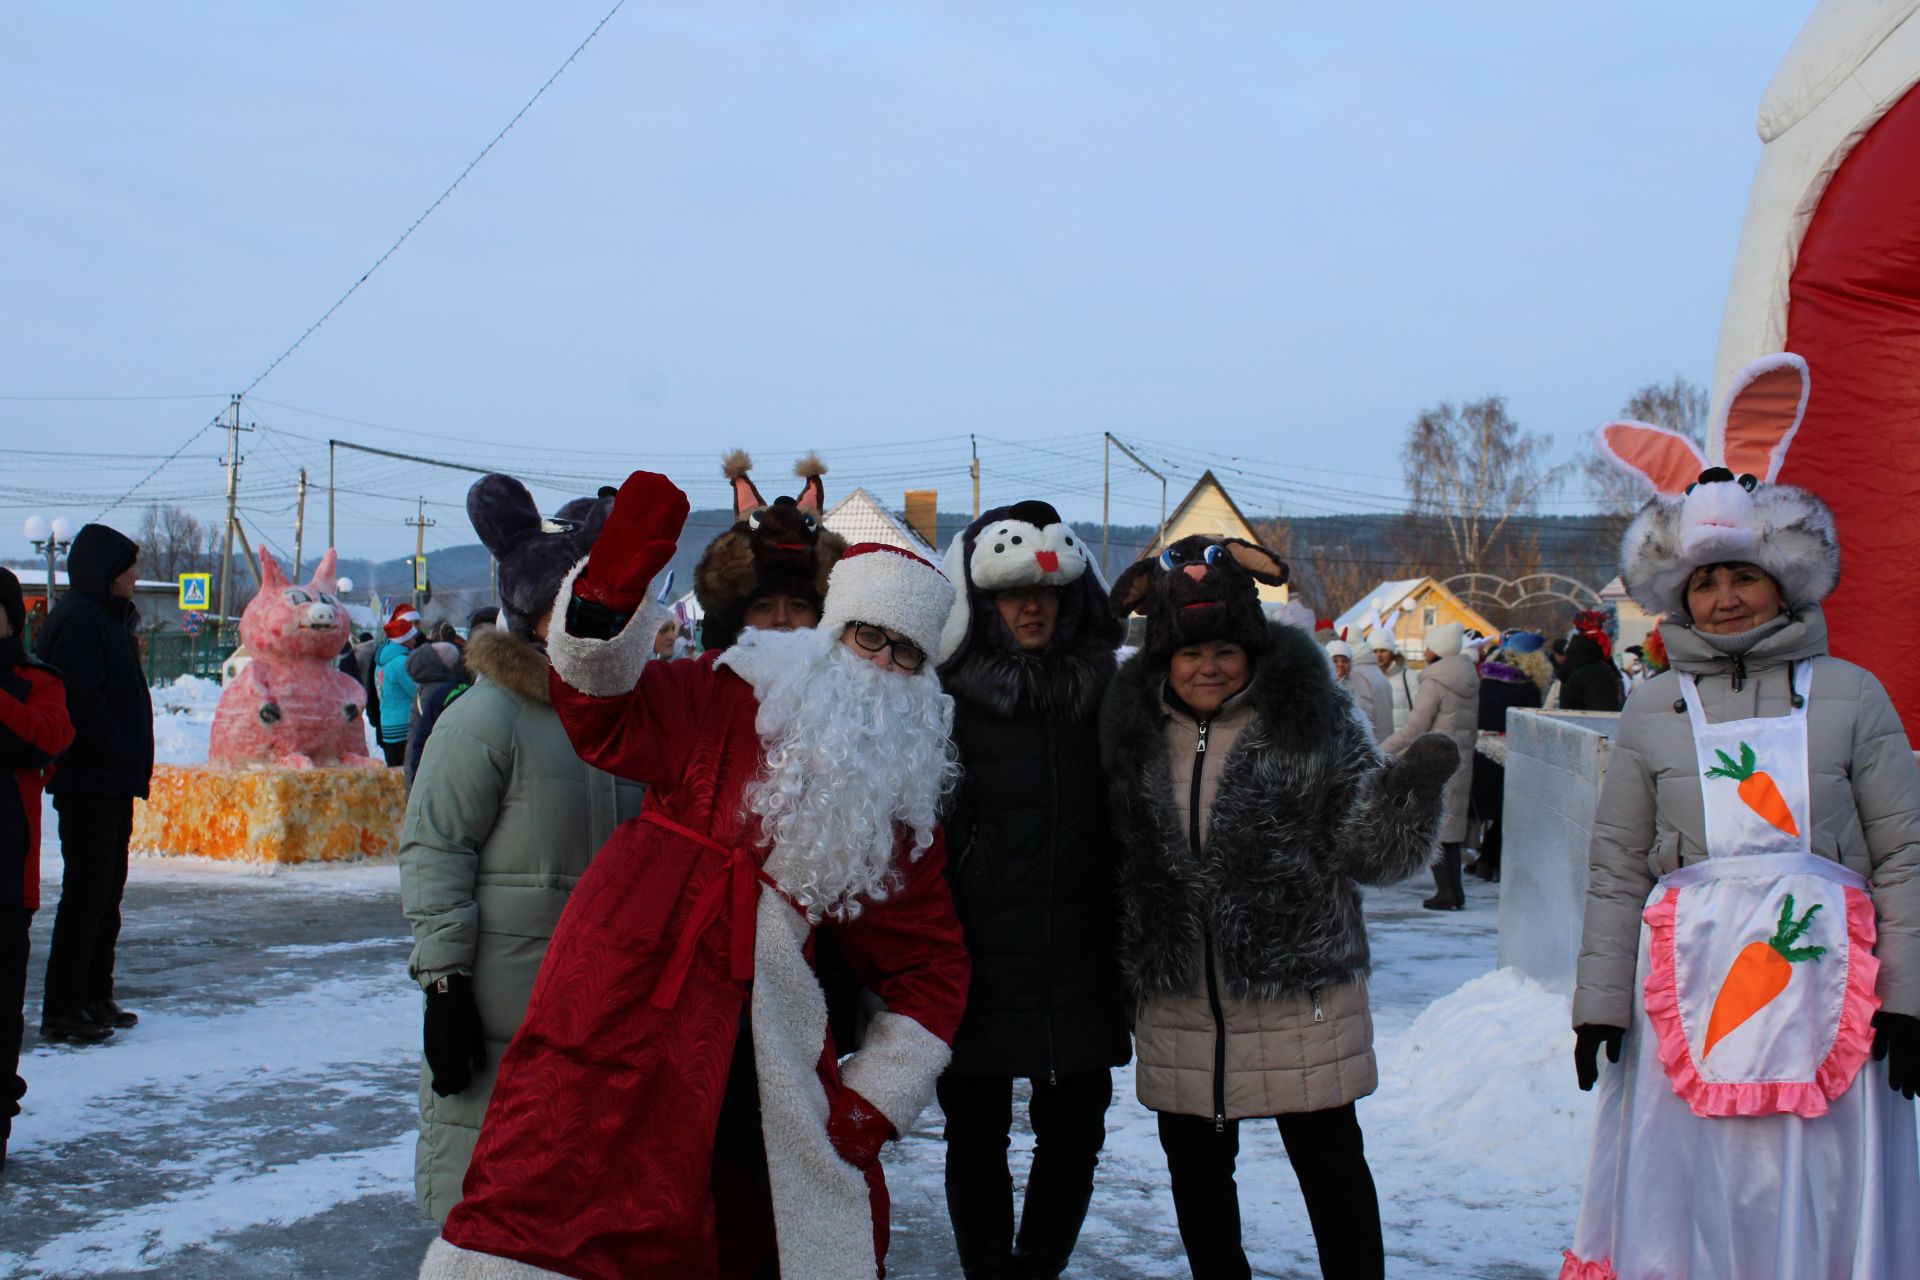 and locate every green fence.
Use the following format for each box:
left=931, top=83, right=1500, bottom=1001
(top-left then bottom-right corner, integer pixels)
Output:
left=143, top=628, right=237, bottom=686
